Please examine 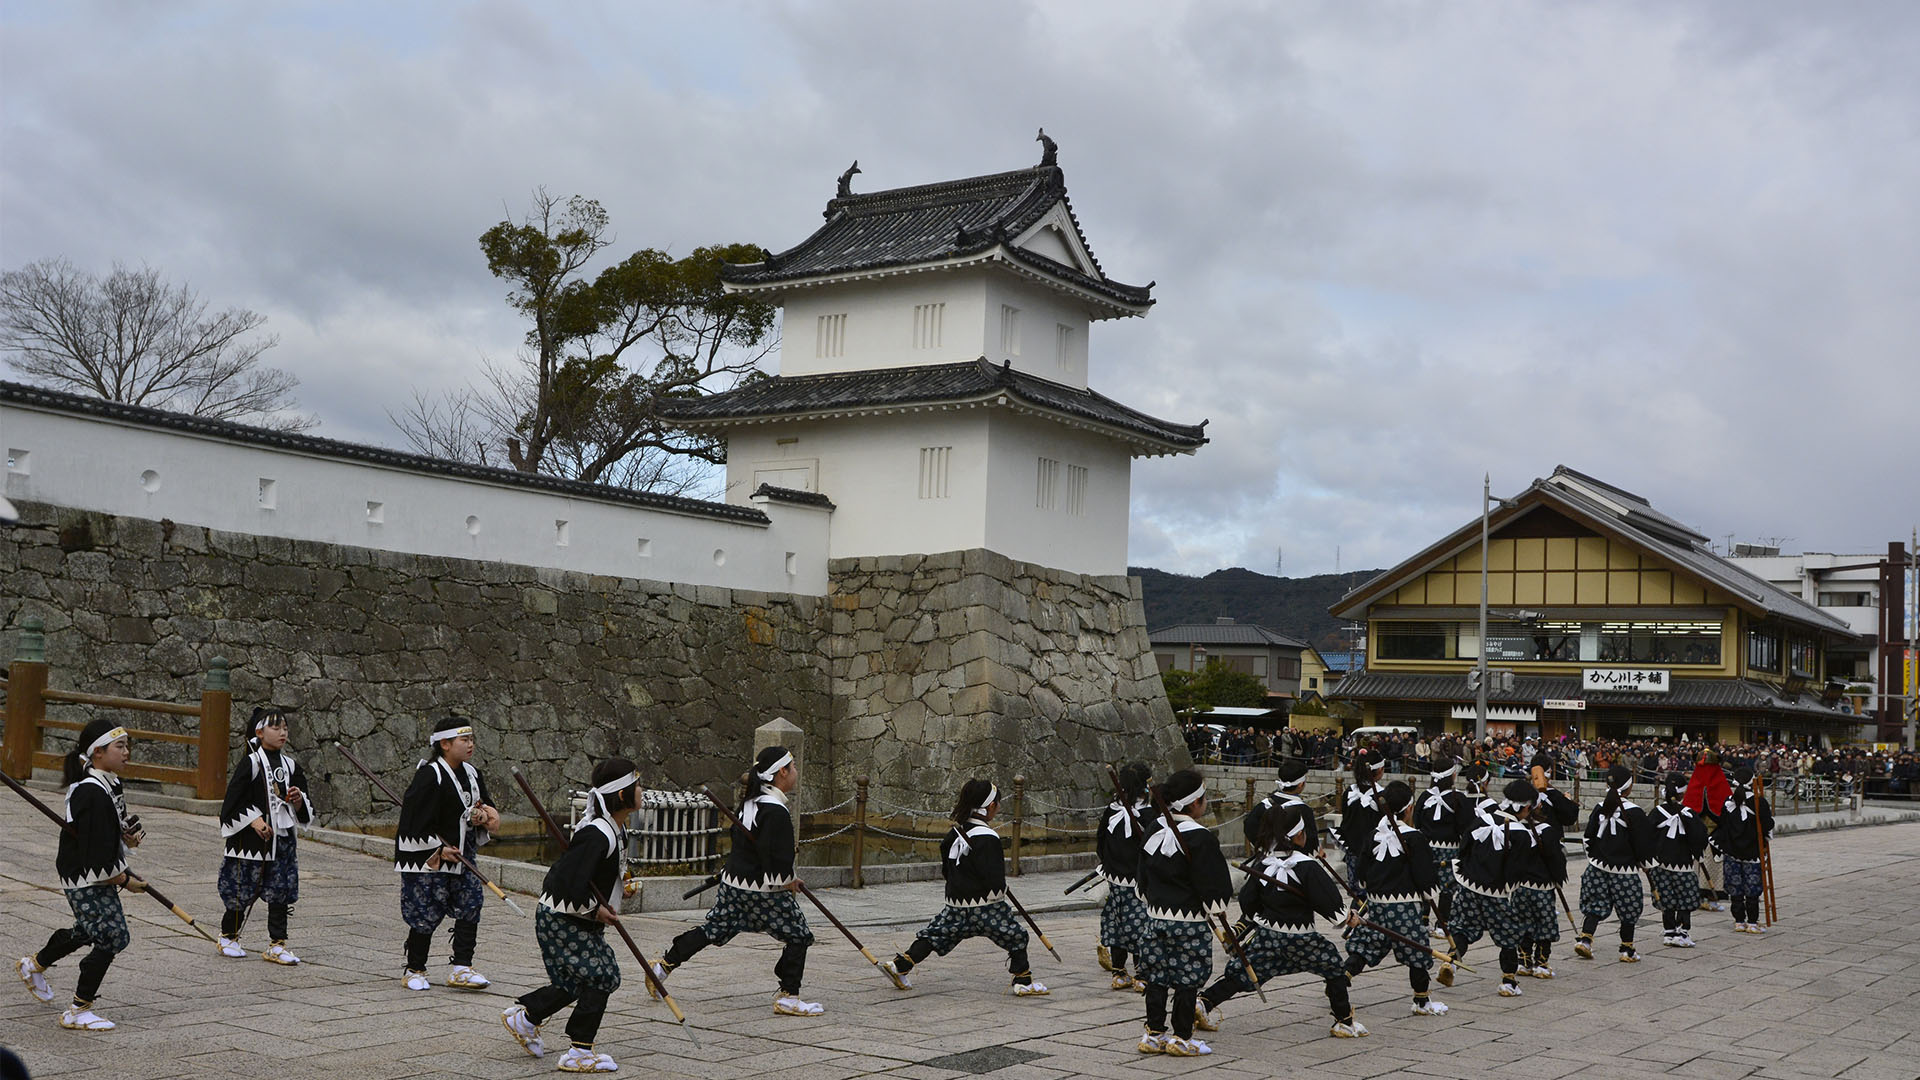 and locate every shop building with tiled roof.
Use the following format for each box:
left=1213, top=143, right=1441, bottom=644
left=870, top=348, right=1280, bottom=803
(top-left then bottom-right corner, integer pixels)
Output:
left=1327, top=467, right=1864, bottom=745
